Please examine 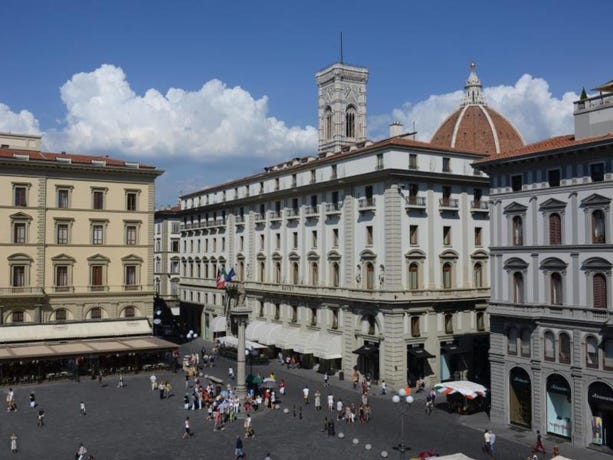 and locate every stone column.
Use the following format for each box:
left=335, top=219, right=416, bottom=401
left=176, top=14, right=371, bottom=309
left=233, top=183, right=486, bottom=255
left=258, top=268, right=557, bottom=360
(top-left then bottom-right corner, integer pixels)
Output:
left=235, top=315, right=248, bottom=400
